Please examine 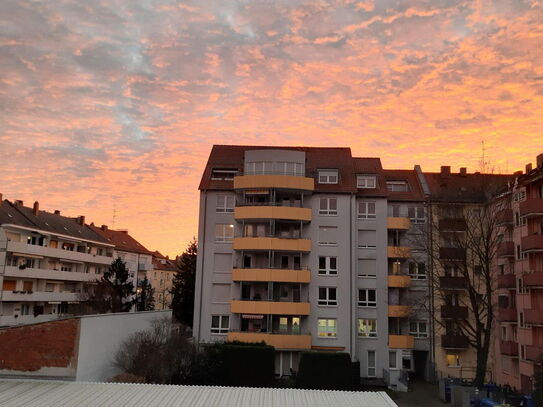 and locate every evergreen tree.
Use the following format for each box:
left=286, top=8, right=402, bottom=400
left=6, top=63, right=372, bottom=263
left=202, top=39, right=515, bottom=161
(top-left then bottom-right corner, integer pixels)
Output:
left=171, top=240, right=197, bottom=327
left=137, top=277, right=155, bottom=311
